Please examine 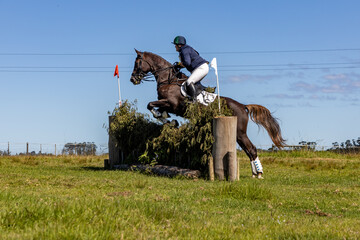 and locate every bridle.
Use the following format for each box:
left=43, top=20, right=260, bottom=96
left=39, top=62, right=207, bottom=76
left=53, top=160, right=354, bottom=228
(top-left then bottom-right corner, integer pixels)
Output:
left=131, top=53, right=155, bottom=84
left=131, top=52, right=186, bottom=87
